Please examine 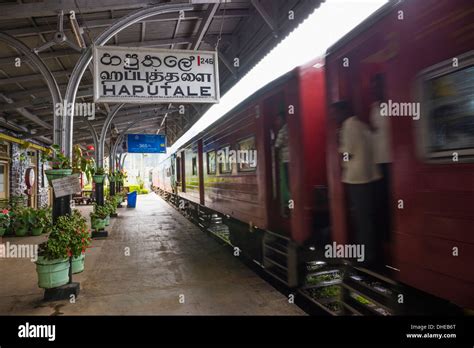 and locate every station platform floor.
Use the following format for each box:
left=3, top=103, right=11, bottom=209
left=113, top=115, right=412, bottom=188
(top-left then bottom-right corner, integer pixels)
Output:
left=0, top=193, right=305, bottom=315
